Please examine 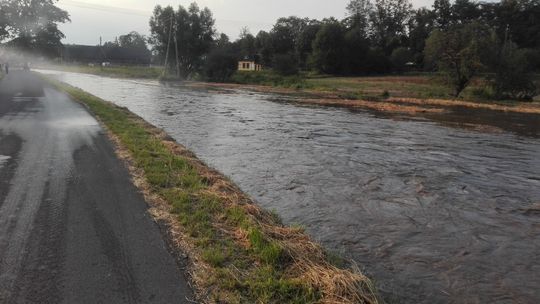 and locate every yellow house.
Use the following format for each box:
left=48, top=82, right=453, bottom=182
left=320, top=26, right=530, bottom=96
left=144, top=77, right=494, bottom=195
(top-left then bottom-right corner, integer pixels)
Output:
left=238, top=60, right=262, bottom=72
